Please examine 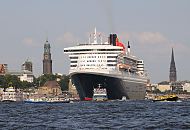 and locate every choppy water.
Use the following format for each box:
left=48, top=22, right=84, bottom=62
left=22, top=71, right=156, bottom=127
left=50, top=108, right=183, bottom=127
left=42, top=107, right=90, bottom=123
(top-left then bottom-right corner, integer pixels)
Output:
left=0, top=100, right=190, bottom=130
